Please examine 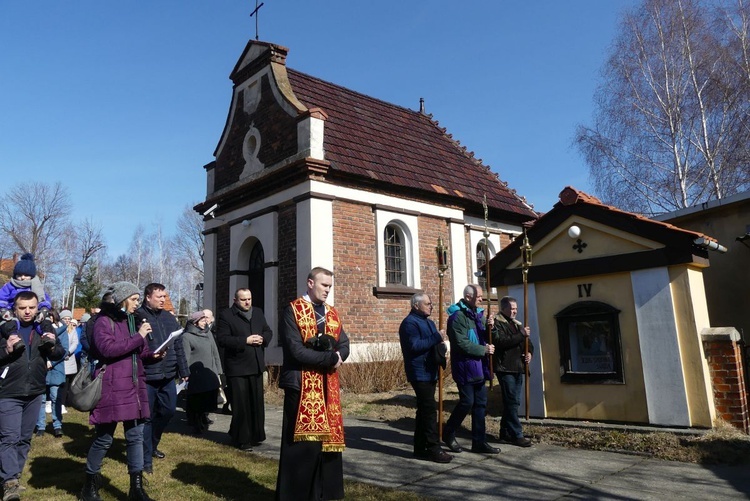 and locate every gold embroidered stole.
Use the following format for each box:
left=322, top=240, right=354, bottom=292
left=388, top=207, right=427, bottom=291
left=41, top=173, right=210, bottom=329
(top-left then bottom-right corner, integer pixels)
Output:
left=290, top=297, right=345, bottom=452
